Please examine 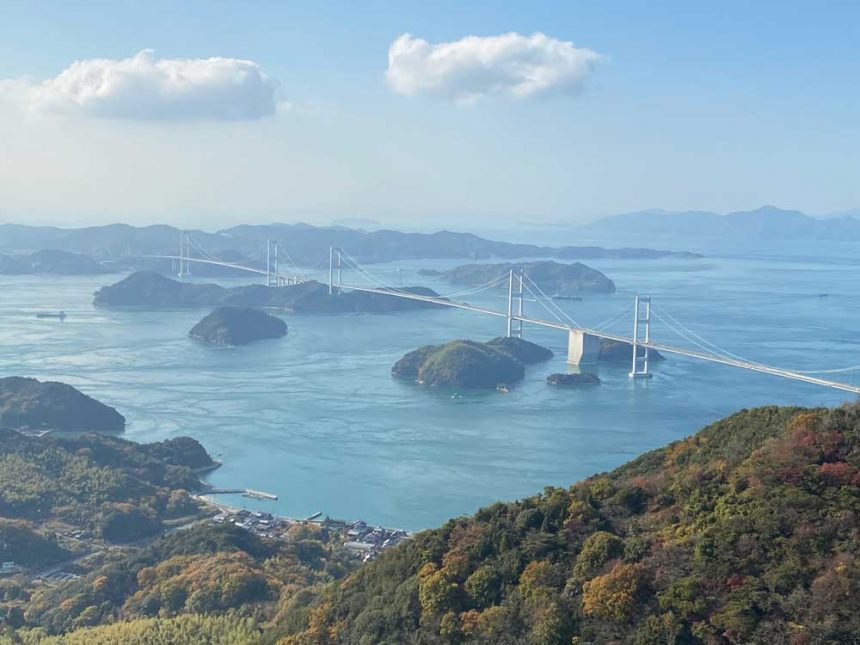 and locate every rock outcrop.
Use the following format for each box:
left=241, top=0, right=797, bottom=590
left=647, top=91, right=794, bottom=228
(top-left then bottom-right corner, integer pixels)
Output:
left=547, top=372, right=601, bottom=387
